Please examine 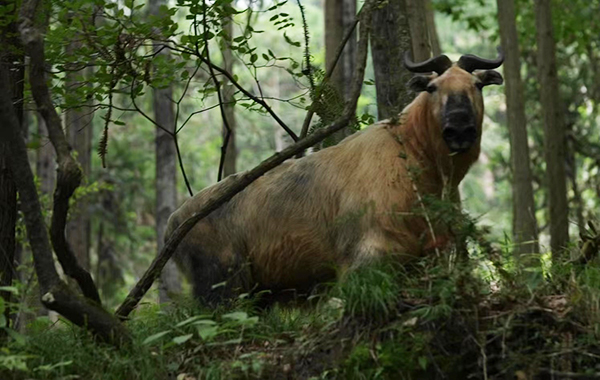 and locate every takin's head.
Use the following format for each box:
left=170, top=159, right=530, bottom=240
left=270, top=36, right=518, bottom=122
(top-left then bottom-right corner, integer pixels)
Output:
left=405, top=48, right=504, bottom=153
